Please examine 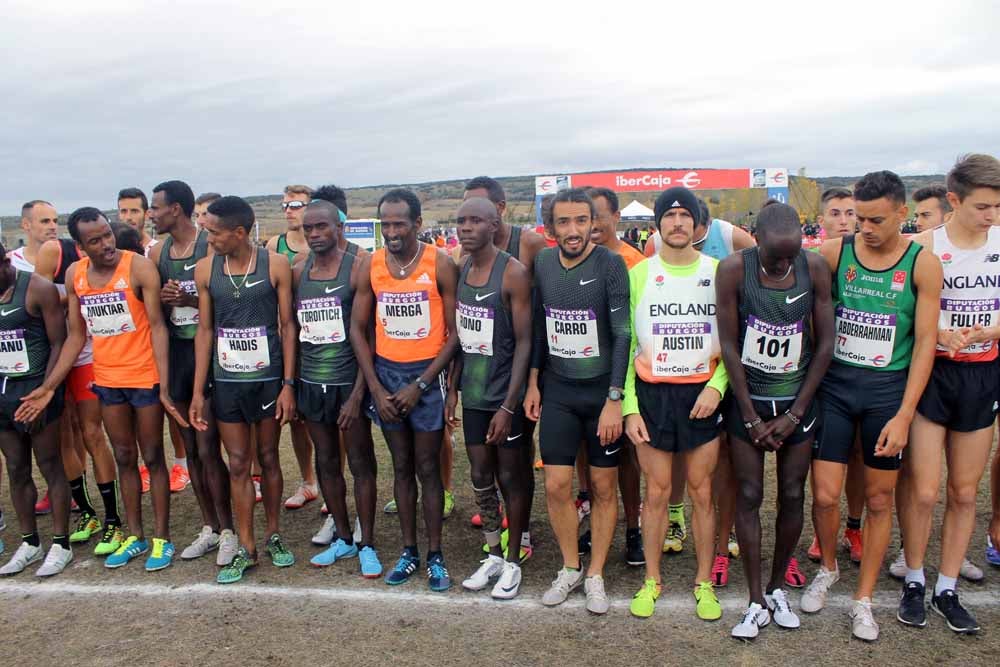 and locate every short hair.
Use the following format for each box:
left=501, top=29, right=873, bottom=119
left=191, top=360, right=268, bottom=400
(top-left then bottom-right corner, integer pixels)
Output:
left=464, top=176, right=505, bottom=205
left=696, top=200, right=710, bottom=227
left=377, top=188, right=421, bottom=222
left=117, top=187, right=148, bottom=211
left=540, top=194, right=556, bottom=227
left=284, top=184, right=313, bottom=197
left=206, top=196, right=255, bottom=232
left=912, top=184, right=951, bottom=213
left=756, top=200, right=801, bottom=237
left=854, top=170, right=906, bottom=205
left=548, top=188, right=595, bottom=227
left=312, top=184, right=348, bottom=215
left=67, top=207, right=109, bottom=243
left=21, top=200, right=53, bottom=220
left=946, top=154, right=1000, bottom=201
left=820, top=187, right=854, bottom=209
left=110, top=222, right=144, bottom=254
left=583, top=187, right=619, bottom=214
left=195, top=192, right=222, bottom=206
left=153, top=180, right=195, bottom=217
